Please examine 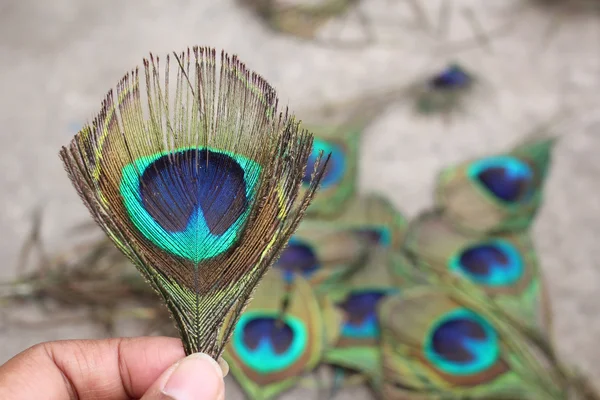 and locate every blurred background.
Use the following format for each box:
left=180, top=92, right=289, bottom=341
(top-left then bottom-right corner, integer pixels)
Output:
left=0, top=0, right=599, bottom=398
